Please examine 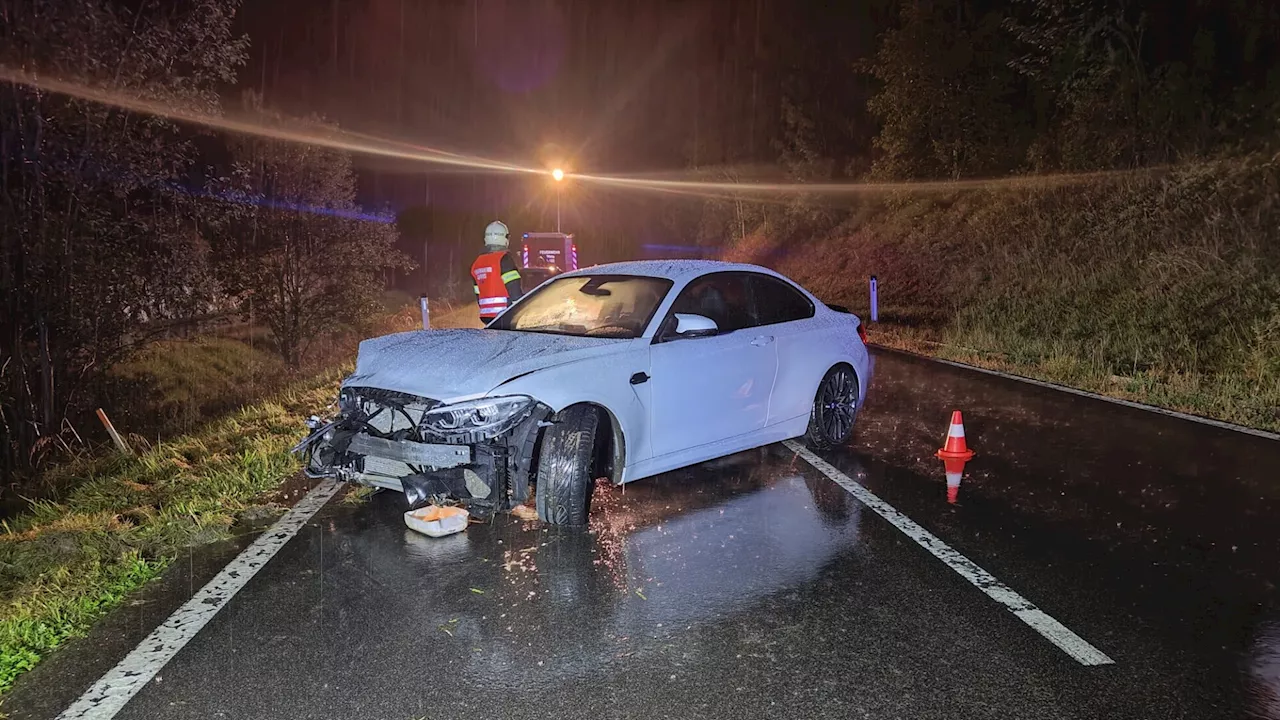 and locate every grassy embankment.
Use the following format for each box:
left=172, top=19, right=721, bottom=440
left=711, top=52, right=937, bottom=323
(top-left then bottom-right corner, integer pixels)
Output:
left=727, top=156, right=1280, bottom=432
left=0, top=297, right=477, bottom=699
